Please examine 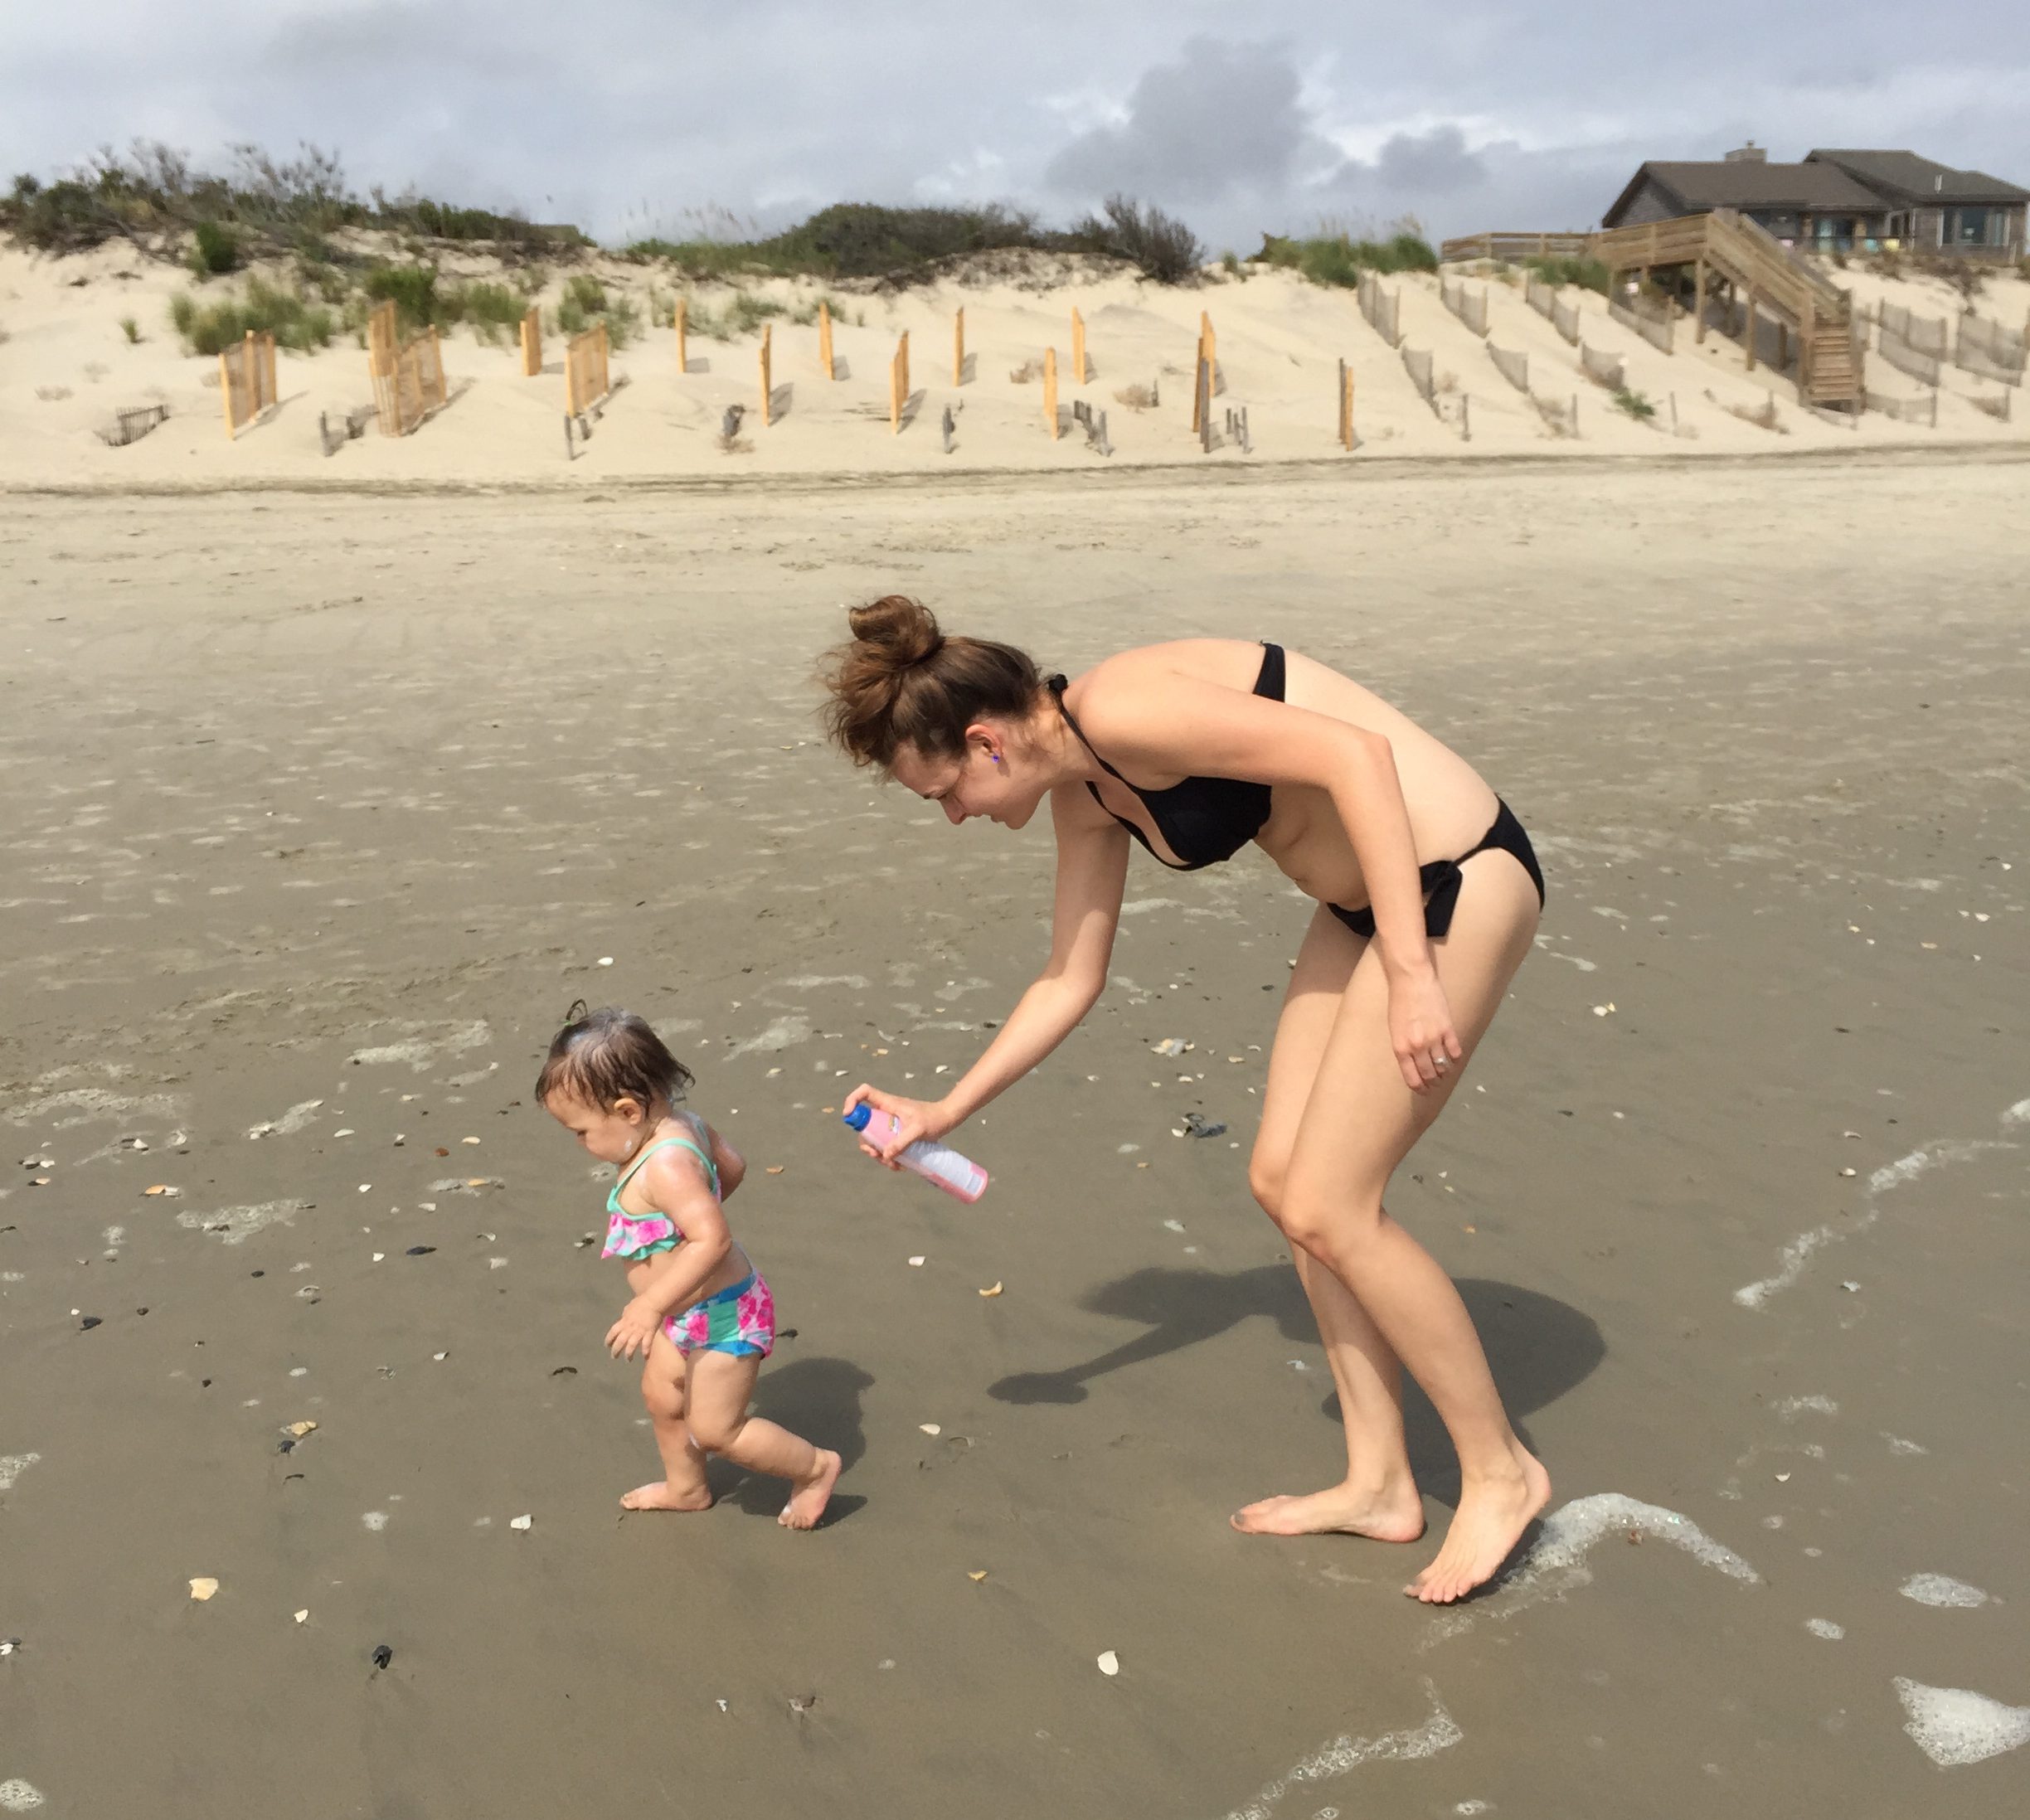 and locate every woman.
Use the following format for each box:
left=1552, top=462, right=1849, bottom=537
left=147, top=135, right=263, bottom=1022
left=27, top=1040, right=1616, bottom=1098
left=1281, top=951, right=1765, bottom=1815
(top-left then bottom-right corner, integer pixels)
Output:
left=822, top=596, right=1550, bottom=1604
